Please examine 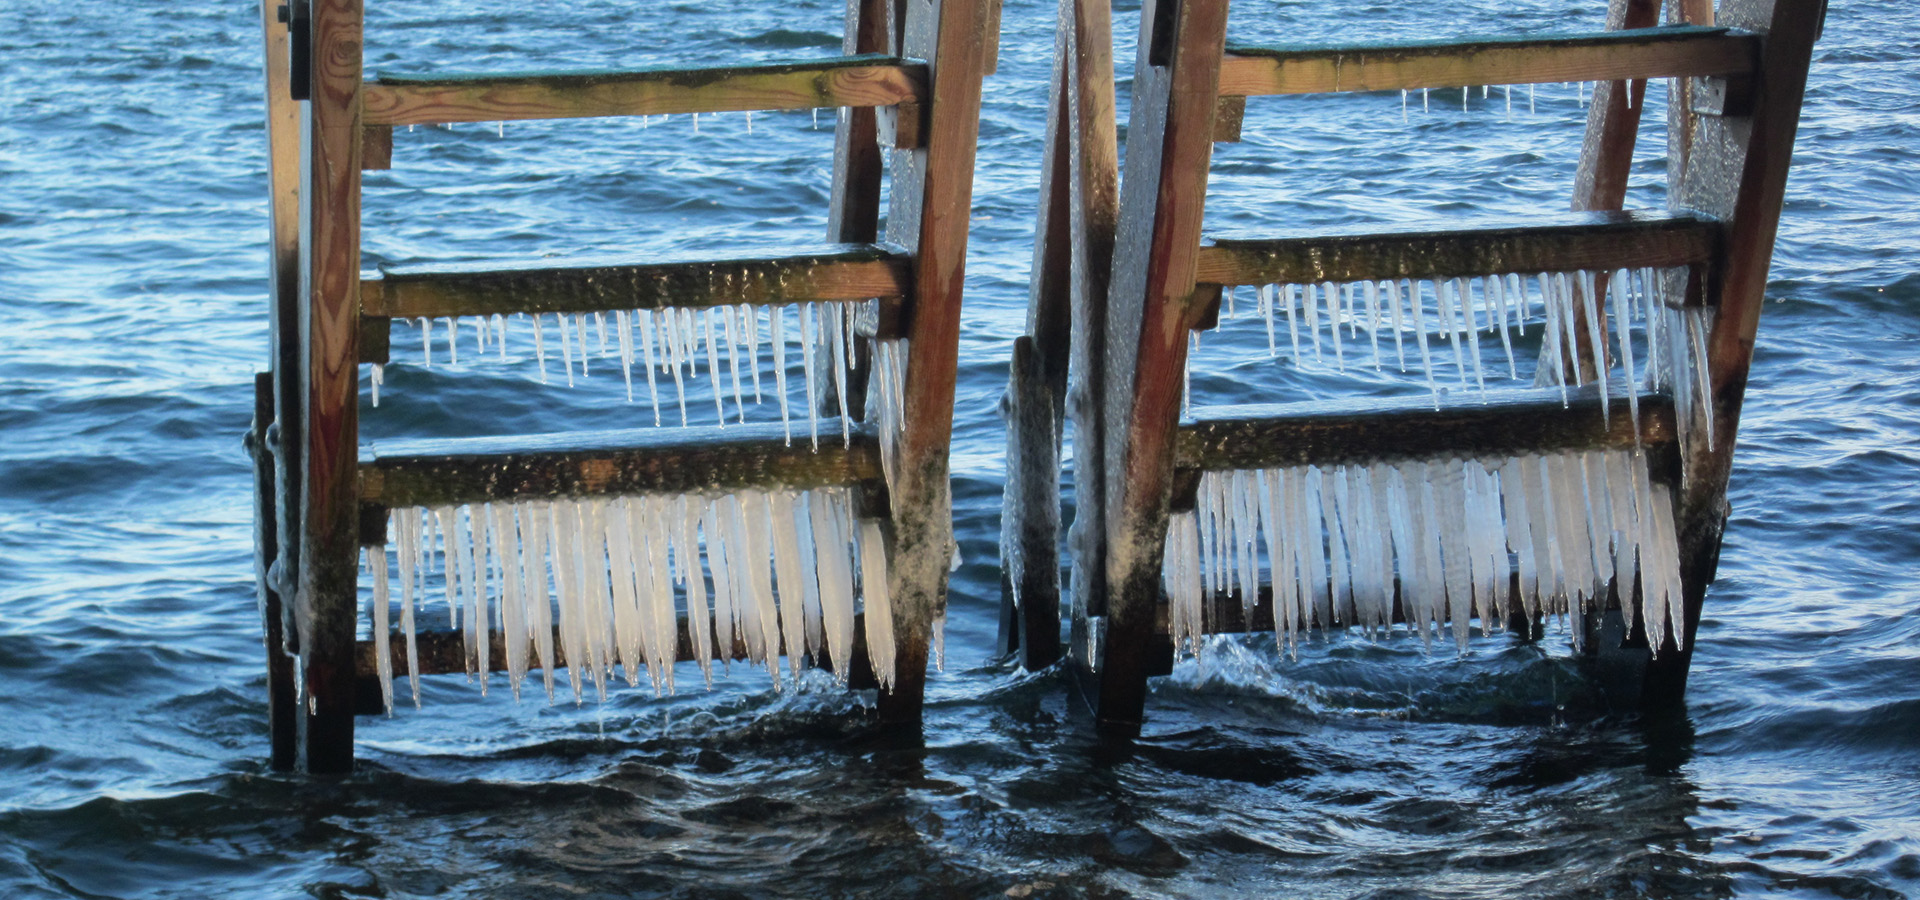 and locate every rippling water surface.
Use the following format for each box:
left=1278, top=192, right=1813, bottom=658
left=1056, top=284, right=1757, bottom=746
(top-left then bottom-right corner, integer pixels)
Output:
left=3, top=0, right=1918, bottom=896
